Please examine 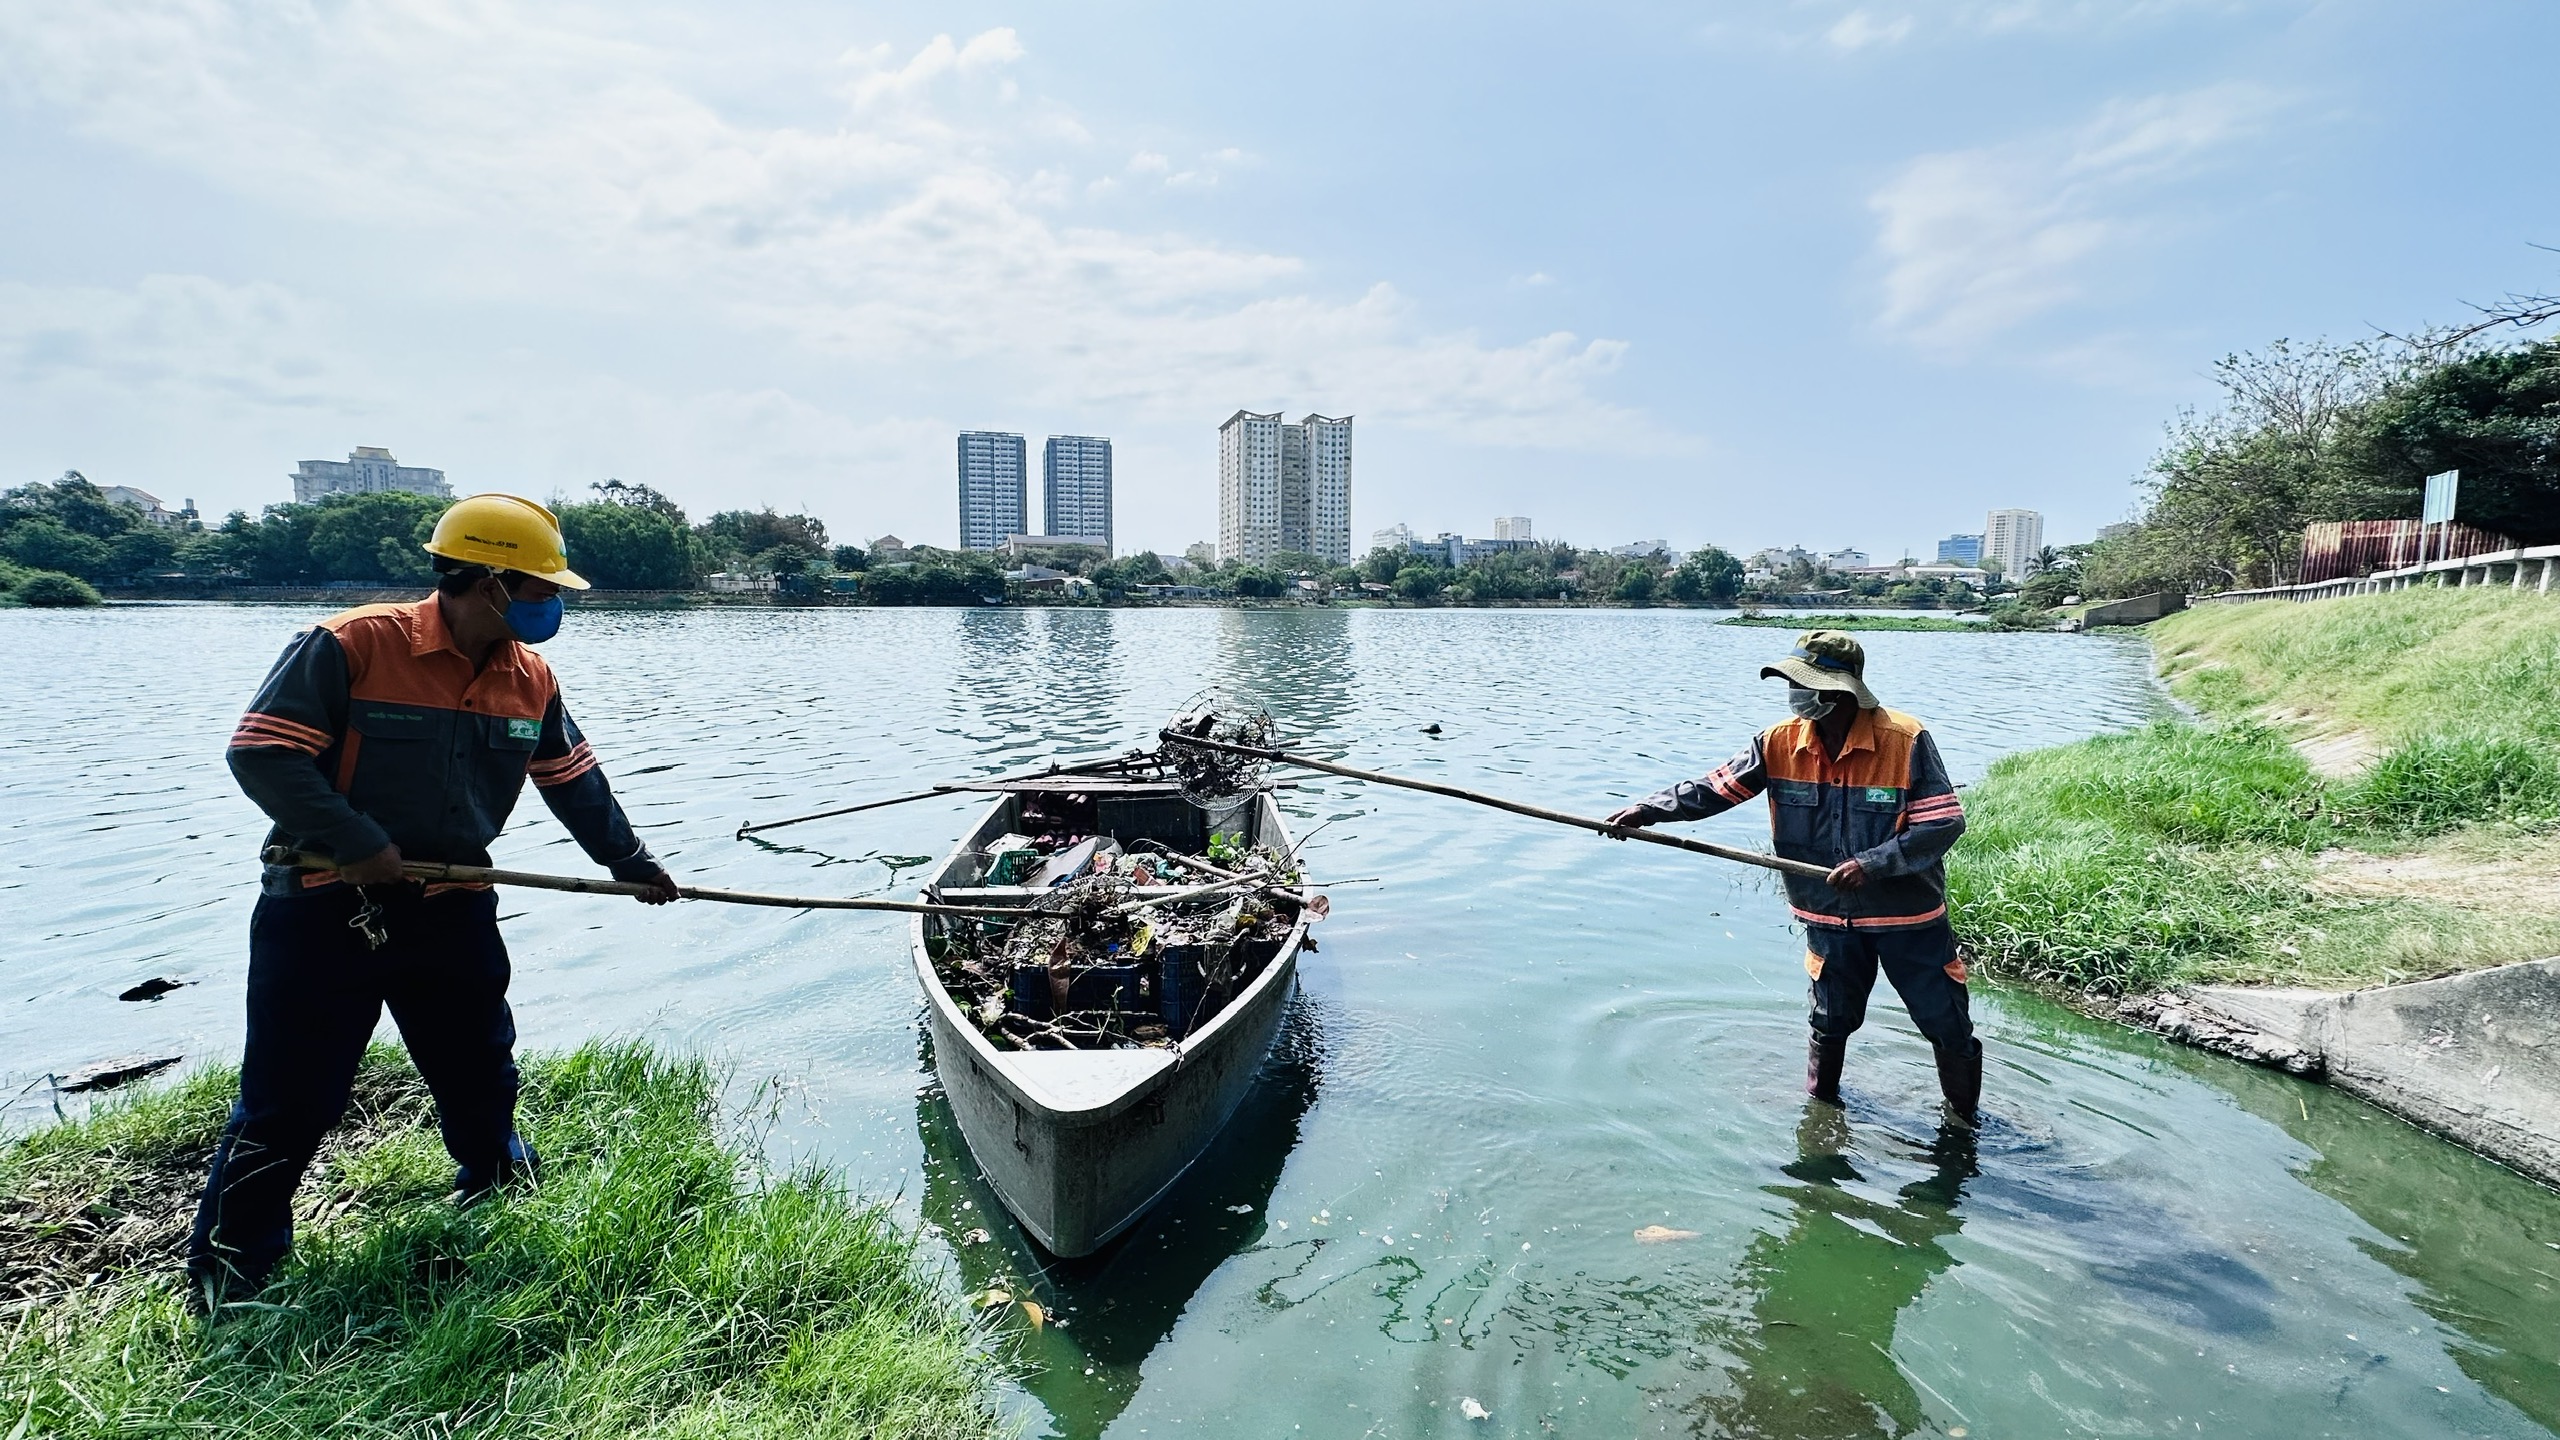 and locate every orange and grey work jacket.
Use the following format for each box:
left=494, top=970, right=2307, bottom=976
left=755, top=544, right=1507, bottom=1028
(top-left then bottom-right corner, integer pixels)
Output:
left=1630, top=706, right=1965, bottom=930
left=228, top=597, right=657, bottom=897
